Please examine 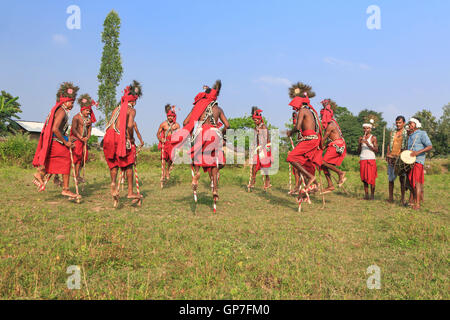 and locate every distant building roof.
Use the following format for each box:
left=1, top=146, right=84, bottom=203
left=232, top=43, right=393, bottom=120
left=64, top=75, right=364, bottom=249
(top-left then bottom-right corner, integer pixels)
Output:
left=12, top=120, right=105, bottom=137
